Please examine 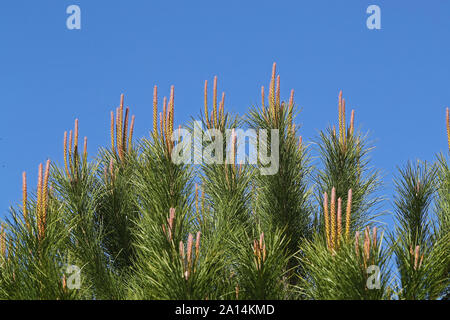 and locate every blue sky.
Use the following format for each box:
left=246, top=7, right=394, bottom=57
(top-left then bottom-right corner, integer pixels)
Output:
left=1, top=0, right=449, bottom=230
